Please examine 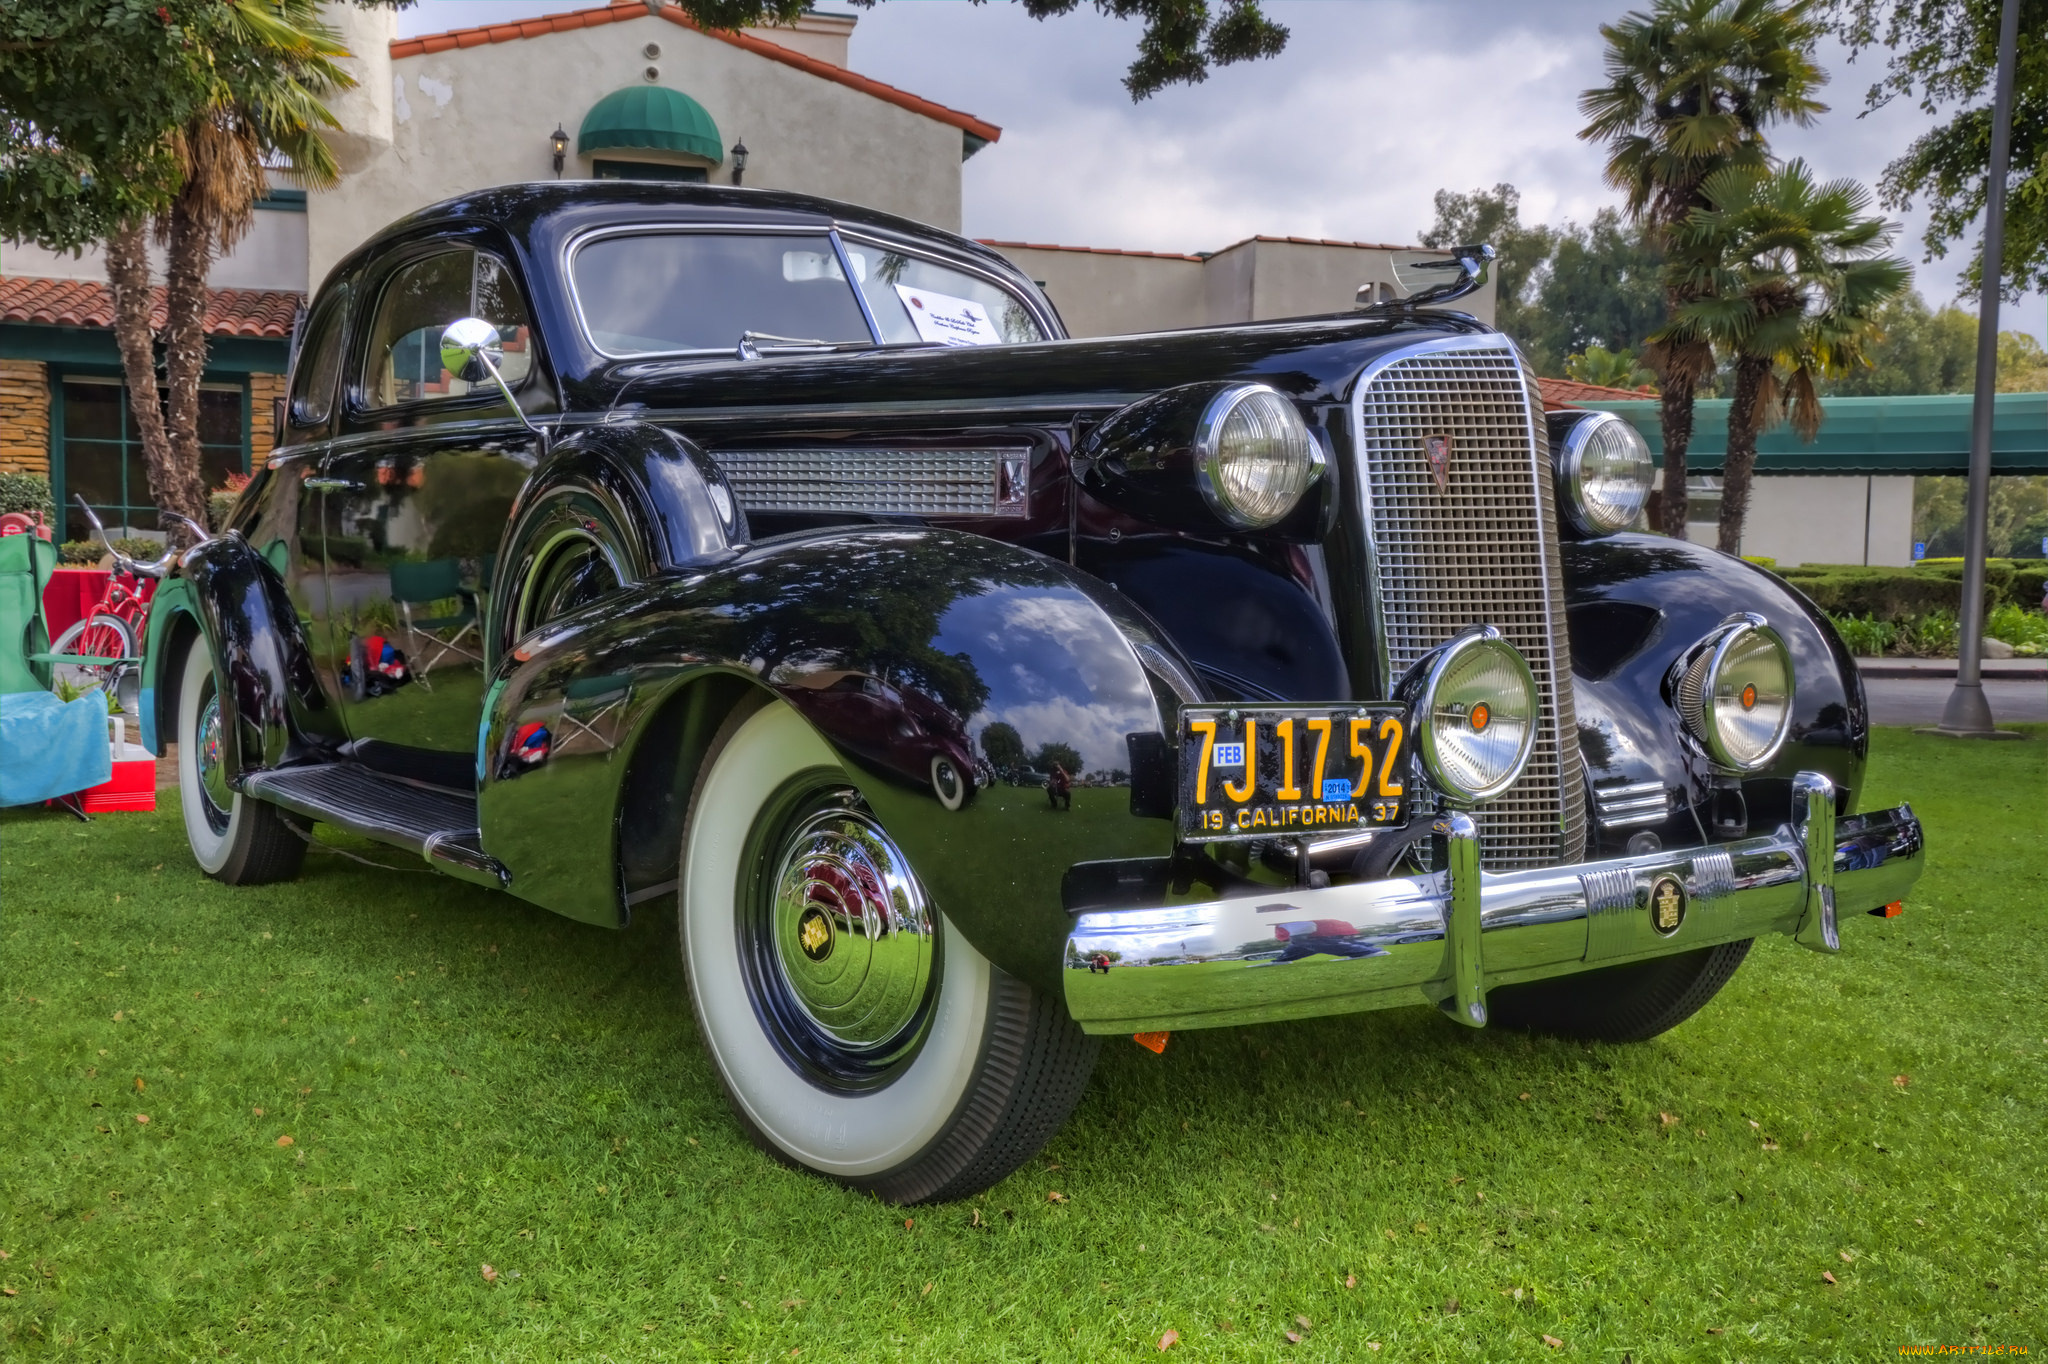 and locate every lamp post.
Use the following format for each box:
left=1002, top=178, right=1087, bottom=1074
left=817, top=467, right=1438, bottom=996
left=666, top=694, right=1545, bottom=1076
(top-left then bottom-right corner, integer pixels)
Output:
left=1928, top=0, right=2023, bottom=740
left=730, top=138, right=749, bottom=186
left=550, top=125, right=569, bottom=178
